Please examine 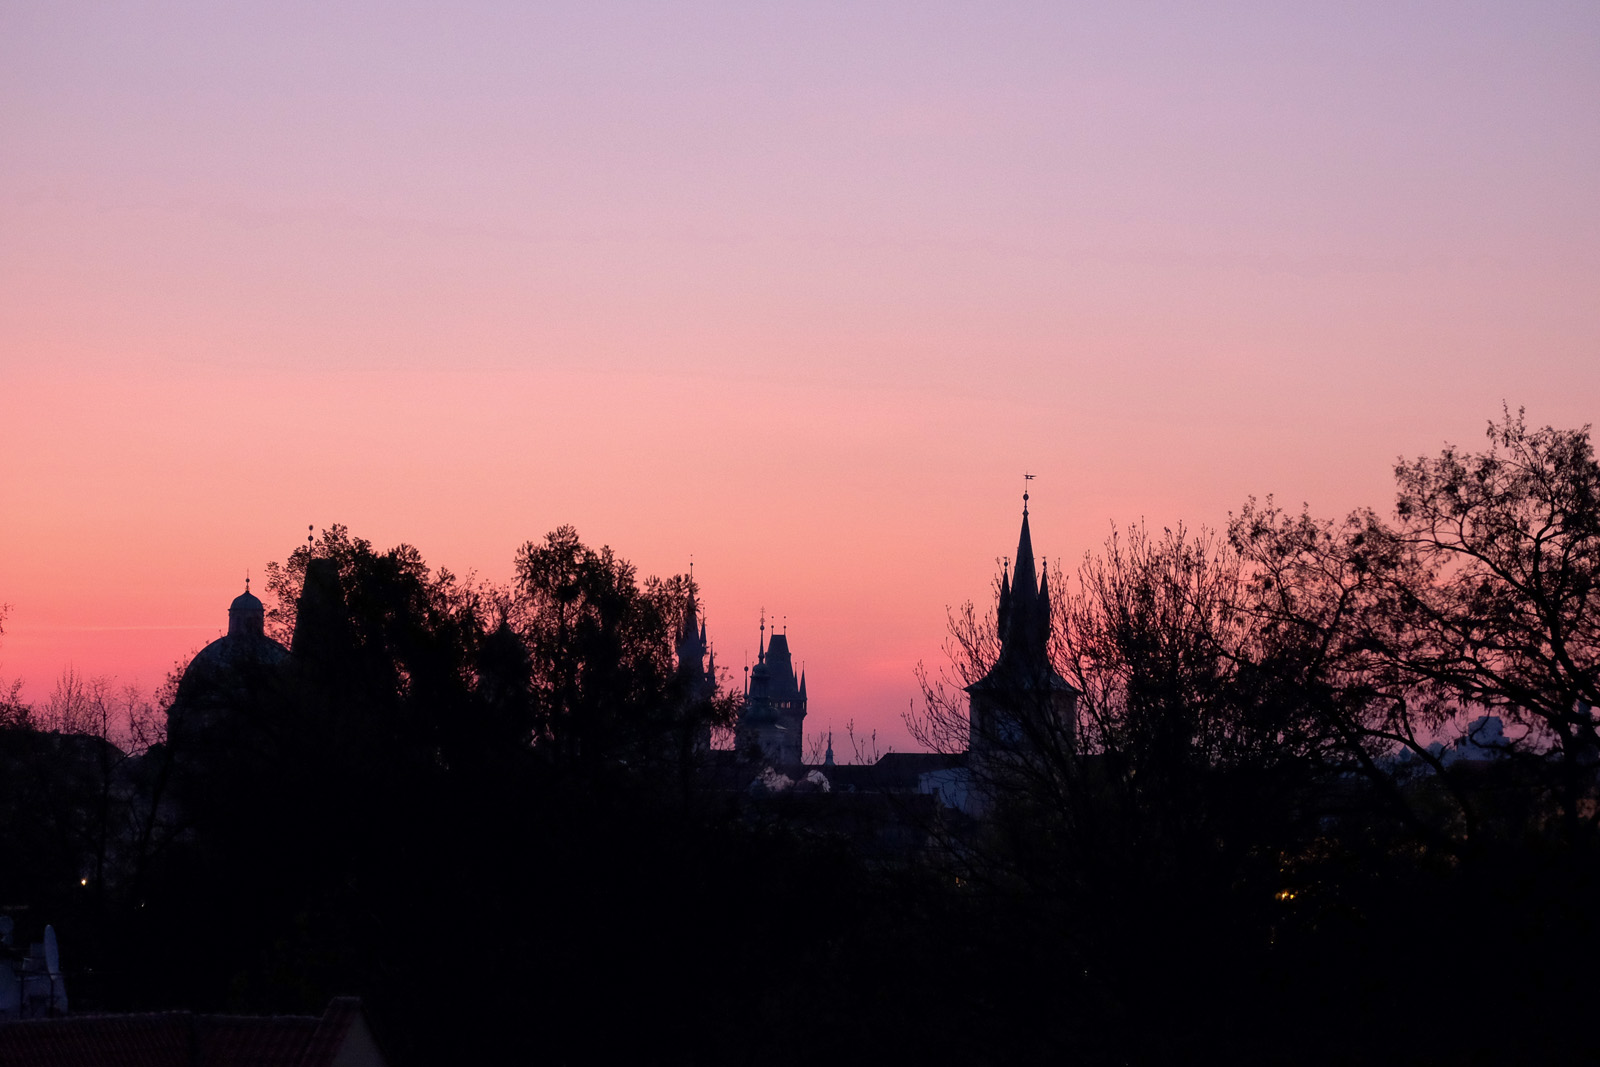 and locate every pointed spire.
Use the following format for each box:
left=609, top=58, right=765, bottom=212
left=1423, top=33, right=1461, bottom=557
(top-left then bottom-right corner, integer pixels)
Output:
left=1013, top=508, right=1038, bottom=598
left=679, top=586, right=699, bottom=643
left=1009, top=503, right=1040, bottom=652
left=989, top=487, right=1052, bottom=674
left=1037, top=559, right=1053, bottom=649
left=997, top=559, right=1013, bottom=643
